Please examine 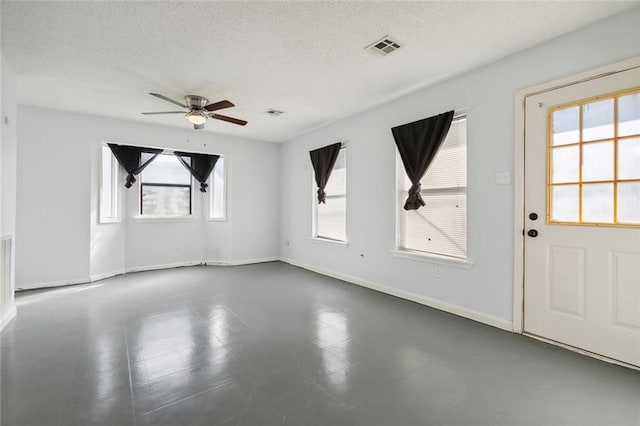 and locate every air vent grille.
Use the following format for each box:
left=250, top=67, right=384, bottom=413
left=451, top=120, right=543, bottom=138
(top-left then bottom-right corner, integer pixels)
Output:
left=264, top=109, right=284, bottom=116
left=367, top=36, right=402, bottom=56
